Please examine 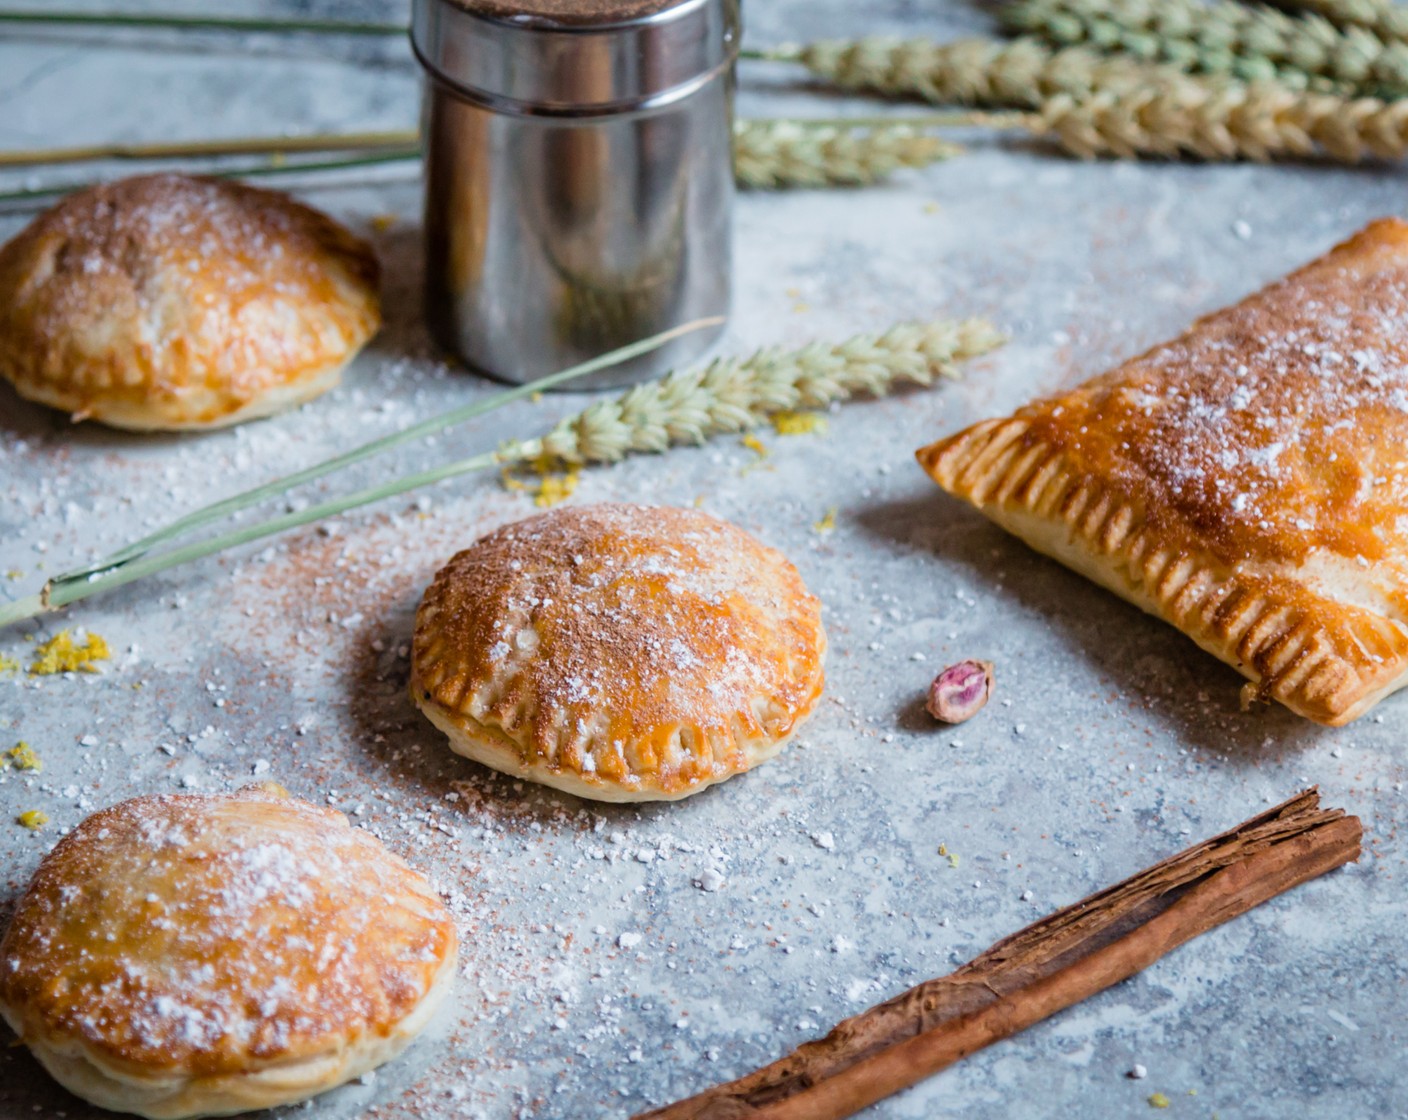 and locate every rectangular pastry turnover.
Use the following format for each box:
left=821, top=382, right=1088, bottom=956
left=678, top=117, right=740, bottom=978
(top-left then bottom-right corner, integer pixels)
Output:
left=917, top=218, right=1408, bottom=727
